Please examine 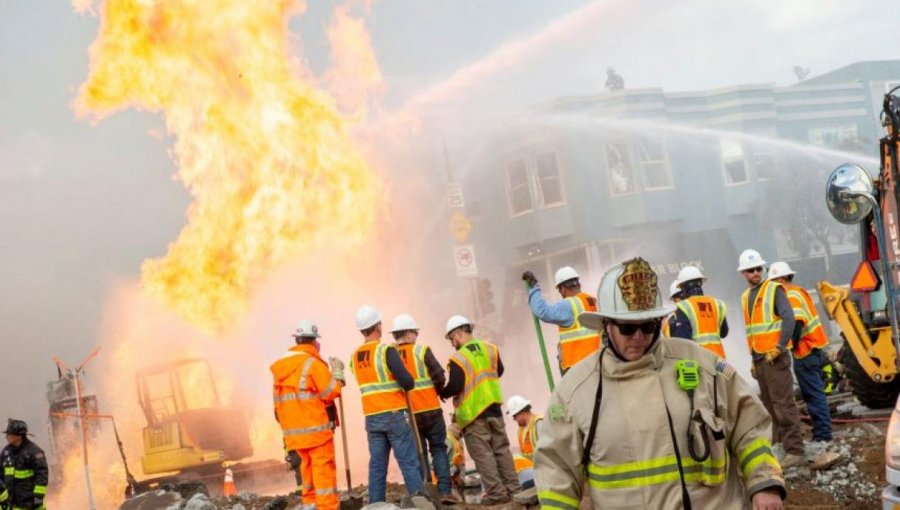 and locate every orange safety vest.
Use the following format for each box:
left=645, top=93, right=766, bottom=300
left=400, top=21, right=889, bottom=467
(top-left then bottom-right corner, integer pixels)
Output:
left=559, top=293, right=602, bottom=369
left=785, top=284, right=829, bottom=359
left=396, top=343, right=441, bottom=413
left=741, top=280, right=787, bottom=354
left=513, top=454, right=534, bottom=473
left=517, top=415, right=542, bottom=460
left=447, top=433, right=464, bottom=467
left=349, top=341, right=407, bottom=416
left=675, top=296, right=728, bottom=358
left=270, top=344, right=341, bottom=450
